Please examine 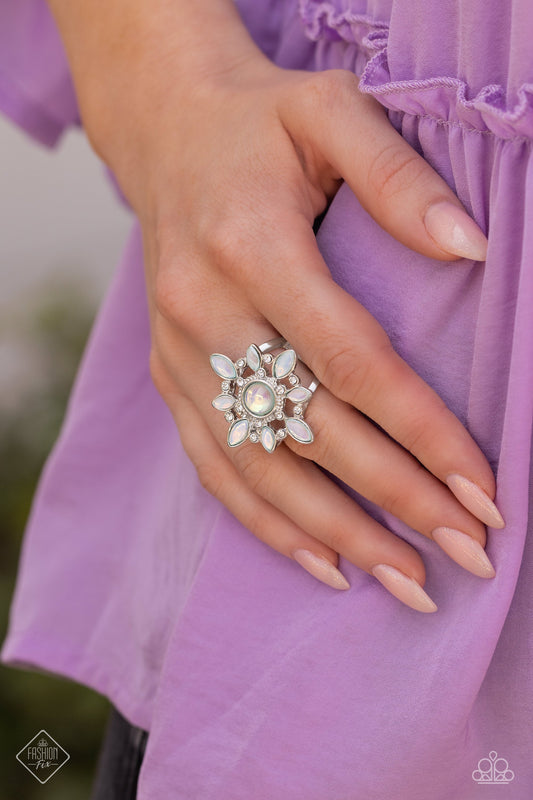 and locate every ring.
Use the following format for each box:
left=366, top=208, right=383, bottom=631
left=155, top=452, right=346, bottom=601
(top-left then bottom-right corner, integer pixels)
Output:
left=209, top=337, right=319, bottom=452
